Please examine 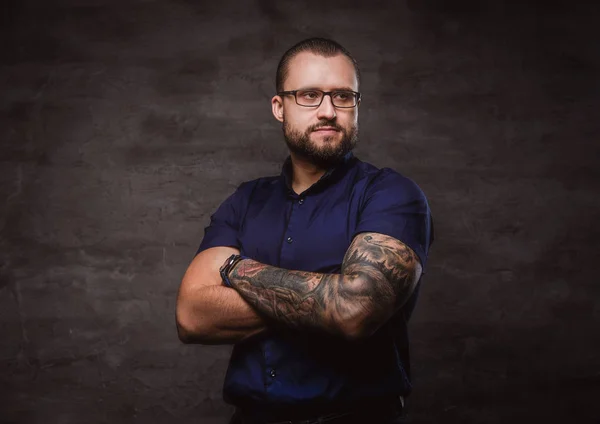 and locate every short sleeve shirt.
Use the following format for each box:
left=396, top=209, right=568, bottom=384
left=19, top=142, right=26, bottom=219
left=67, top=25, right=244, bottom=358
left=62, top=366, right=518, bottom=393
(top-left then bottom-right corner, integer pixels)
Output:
left=197, top=152, right=434, bottom=419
